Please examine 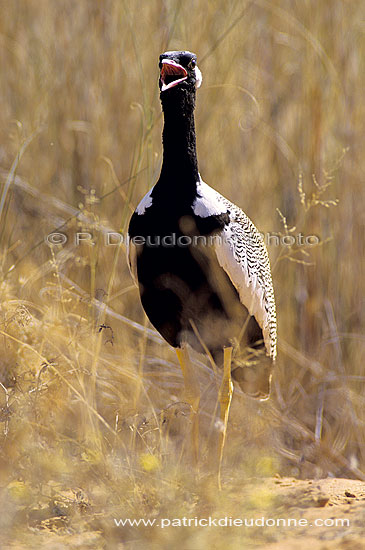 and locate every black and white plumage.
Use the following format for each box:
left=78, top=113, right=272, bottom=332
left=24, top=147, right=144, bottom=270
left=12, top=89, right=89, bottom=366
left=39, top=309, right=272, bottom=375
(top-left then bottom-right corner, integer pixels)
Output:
left=127, top=51, right=277, bottom=402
